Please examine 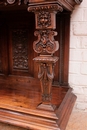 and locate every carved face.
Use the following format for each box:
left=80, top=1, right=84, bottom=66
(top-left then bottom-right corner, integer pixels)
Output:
left=38, top=12, right=51, bottom=28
